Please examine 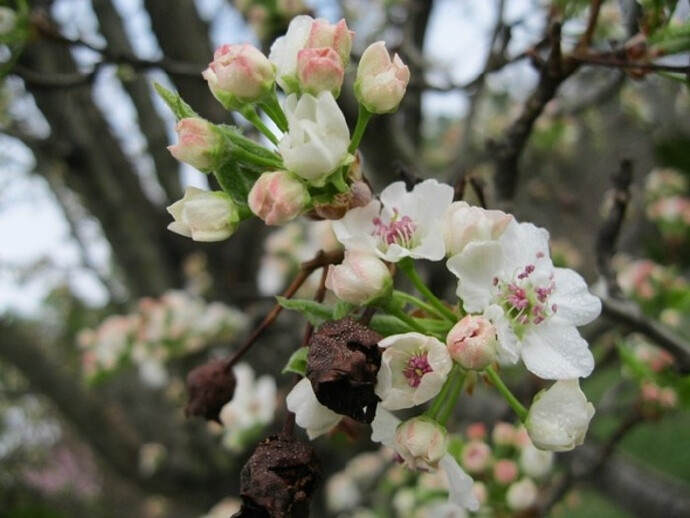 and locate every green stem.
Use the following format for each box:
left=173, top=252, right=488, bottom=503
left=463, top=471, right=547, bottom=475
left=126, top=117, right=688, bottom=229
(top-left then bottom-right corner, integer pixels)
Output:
left=348, top=104, right=373, bottom=153
left=426, top=374, right=454, bottom=420
left=231, top=147, right=283, bottom=170
left=393, top=290, right=448, bottom=321
left=486, top=366, right=528, bottom=422
left=437, top=369, right=466, bottom=425
left=398, top=258, right=457, bottom=323
left=387, top=306, right=427, bottom=334
left=258, top=90, right=288, bottom=132
left=240, top=106, right=279, bottom=145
